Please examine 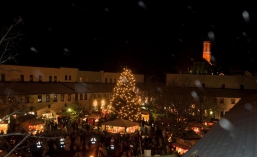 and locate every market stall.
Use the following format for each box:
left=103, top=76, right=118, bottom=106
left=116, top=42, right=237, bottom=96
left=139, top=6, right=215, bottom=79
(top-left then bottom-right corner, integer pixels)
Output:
left=101, top=119, right=140, bottom=134
left=0, top=123, right=8, bottom=134
left=28, top=118, right=45, bottom=135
